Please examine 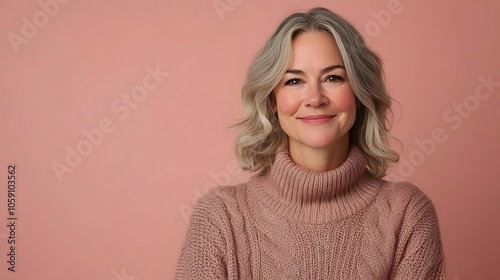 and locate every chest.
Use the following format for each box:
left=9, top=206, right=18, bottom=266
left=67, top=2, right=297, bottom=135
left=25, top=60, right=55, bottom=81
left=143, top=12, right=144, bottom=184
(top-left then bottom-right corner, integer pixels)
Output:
left=224, top=199, right=401, bottom=279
